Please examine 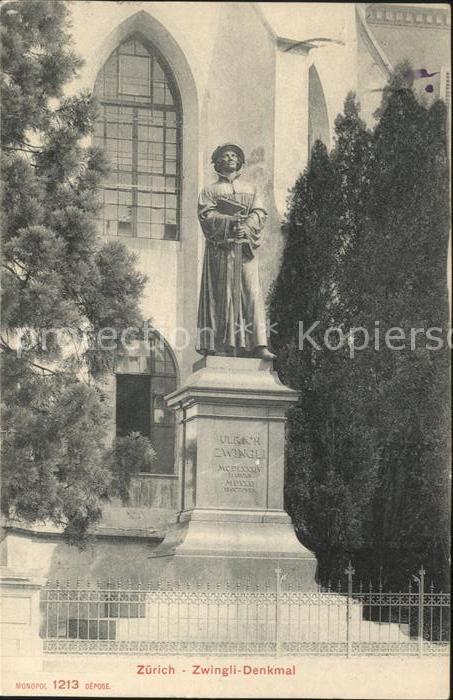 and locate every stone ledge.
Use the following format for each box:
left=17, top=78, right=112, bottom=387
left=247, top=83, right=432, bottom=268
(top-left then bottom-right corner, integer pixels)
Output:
left=3, top=506, right=177, bottom=542
left=0, top=567, right=45, bottom=588
left=166, top=355, right=298, bottom=409
left=178, top=507, right=291, bottom=524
